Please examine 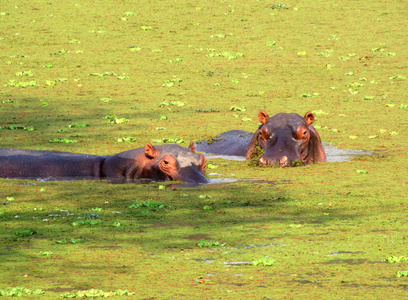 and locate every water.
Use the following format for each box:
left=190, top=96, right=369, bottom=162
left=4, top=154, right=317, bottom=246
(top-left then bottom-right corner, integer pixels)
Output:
left=8, top=145, right=372, bottom=186
left=323, top=143, right=372, bottom=162
left=205, top=144, right=373, bottom=163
